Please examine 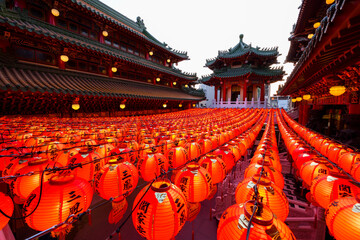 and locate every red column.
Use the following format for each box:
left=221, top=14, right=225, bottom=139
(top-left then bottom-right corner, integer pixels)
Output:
left=222, top=83, right=226, bottom=101
left=48, top=13, right=56, bottom=26
left=260, top=82, right=265, bottom=101
left=146, top=53, right=149, bottom=60
left=243, top=80, right=247, bottom=101
left=99, top=34, right=105, bottom=44
left=14, top=0, right=26, bottom=9
left=58, top=56, right=65, bottom=69
left=108, top=67, right=113, bottom=78
left=214, top=86, right=218, bottom=101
